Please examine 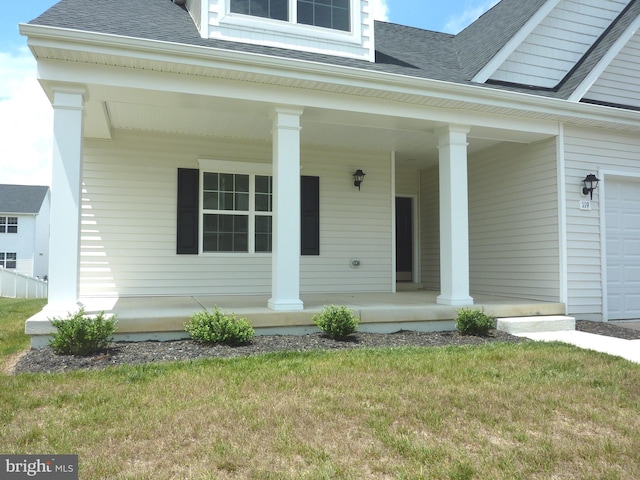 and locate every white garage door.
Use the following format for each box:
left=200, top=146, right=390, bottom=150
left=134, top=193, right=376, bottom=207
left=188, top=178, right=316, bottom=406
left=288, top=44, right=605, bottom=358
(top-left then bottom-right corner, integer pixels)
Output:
left=606, top=177, right=640, bottom=320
